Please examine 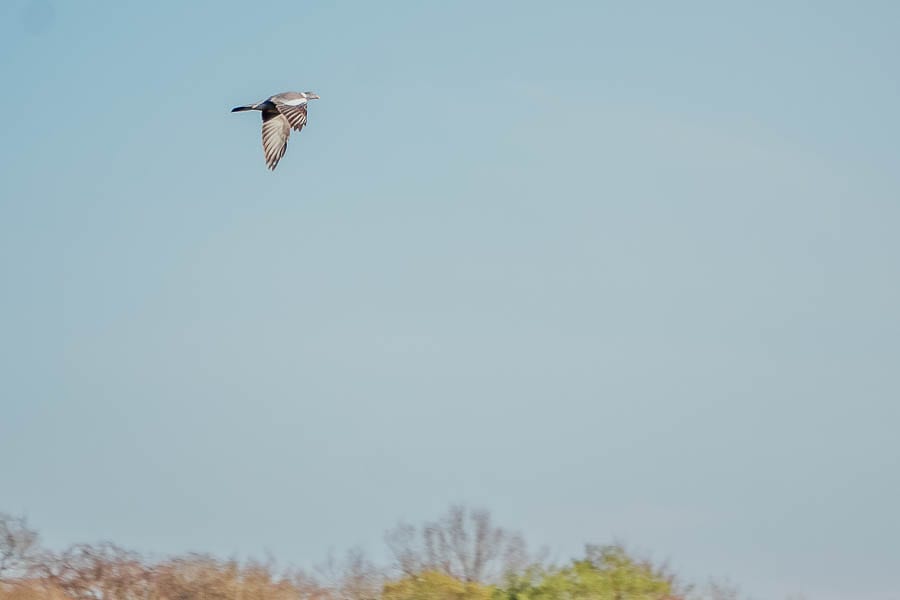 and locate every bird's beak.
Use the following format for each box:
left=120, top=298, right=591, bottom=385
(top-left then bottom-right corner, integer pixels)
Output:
left=308, top=93, right=320, bottom=100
